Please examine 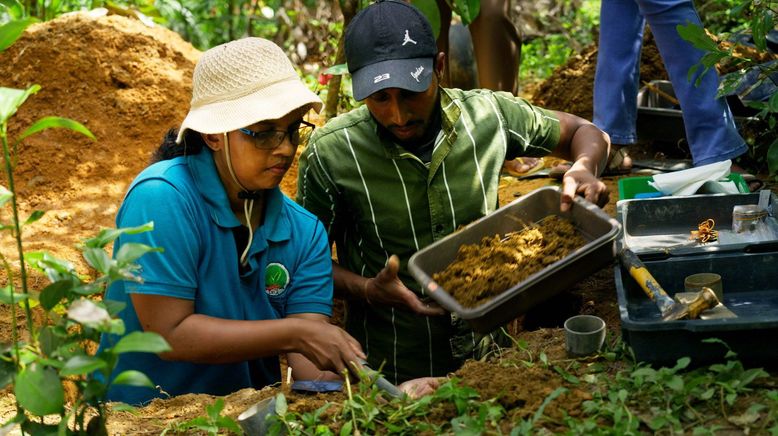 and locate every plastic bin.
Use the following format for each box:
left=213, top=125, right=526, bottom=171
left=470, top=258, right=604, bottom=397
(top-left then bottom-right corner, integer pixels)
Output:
left=408, top=186, right=621, bottom=333
left=618, top=173, right=749, bottom=200
left=617, top=191, right=778, bottom=256
left=615, top=250, right=778, bottom=367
